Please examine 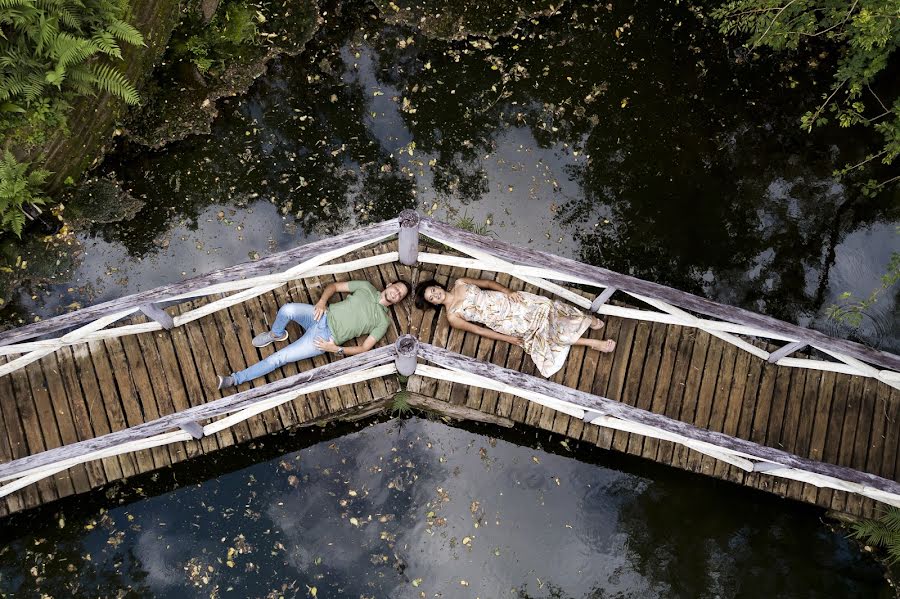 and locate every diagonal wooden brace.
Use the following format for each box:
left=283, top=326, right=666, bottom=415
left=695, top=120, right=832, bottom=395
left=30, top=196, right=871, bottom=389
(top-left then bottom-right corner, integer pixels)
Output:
left=140, top=303, right=175, bottom=330
left=179, top=421, right=204, bottom=440
left=767, top=341, right=807, bottom=363
left=590, top=287, right=617, bottom=312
